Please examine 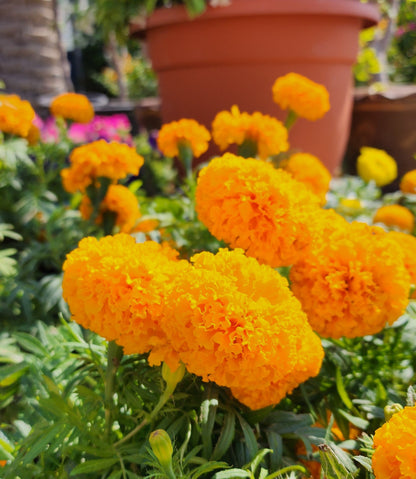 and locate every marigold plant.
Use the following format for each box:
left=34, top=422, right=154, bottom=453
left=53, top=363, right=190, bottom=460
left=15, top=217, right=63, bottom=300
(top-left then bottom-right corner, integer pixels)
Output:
left=61, top=140, right=144, bottom=193
left=272, top=72, right=330, bottom=121
left=50, top=92, right=94, bottom=124
left=290, top=221, right=410, bottom=338
left=156, top=119, right=211, bottom=158
left=373, top=204, right=415, bottom=233
left=372, top=406, right=416, bottom=479
left=79, top=184, right=141, bottom=233
left=211, top=105, right=289, bottom=159
left=195, top=153, right=321, bottom=267
left=400, top=169, right=416, bottom=194
left=0, top=93, right=35, bottom=138
left=356, top=147, right=397, bottom=187
left=280, top=152, right=331, bottom=204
